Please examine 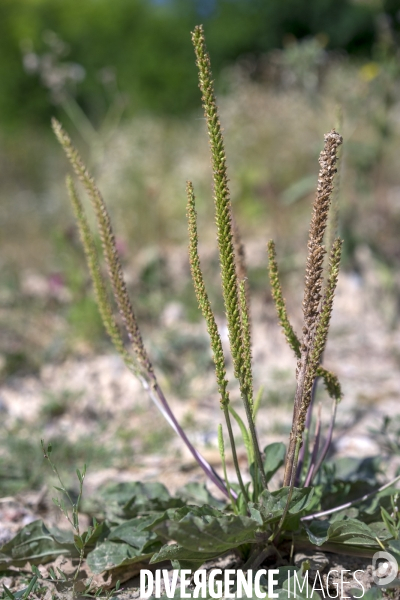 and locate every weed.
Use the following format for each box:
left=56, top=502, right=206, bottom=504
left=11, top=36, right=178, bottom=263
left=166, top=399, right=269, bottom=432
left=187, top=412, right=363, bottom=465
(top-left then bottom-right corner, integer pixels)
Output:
left=1, top=23, right=400, bottom=600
